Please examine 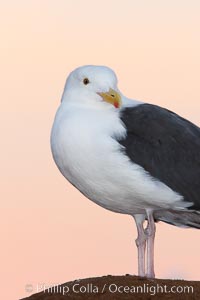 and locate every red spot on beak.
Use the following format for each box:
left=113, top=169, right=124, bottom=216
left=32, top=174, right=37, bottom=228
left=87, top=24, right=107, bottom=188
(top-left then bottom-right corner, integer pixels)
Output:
left=114, top=101, right=119, bottom=108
